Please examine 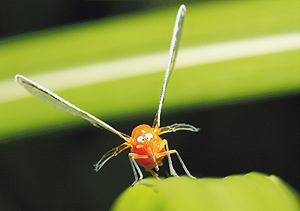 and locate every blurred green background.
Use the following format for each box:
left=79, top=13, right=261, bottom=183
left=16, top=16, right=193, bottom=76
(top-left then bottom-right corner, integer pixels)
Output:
left=0, top=0, right=299, bottom=210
